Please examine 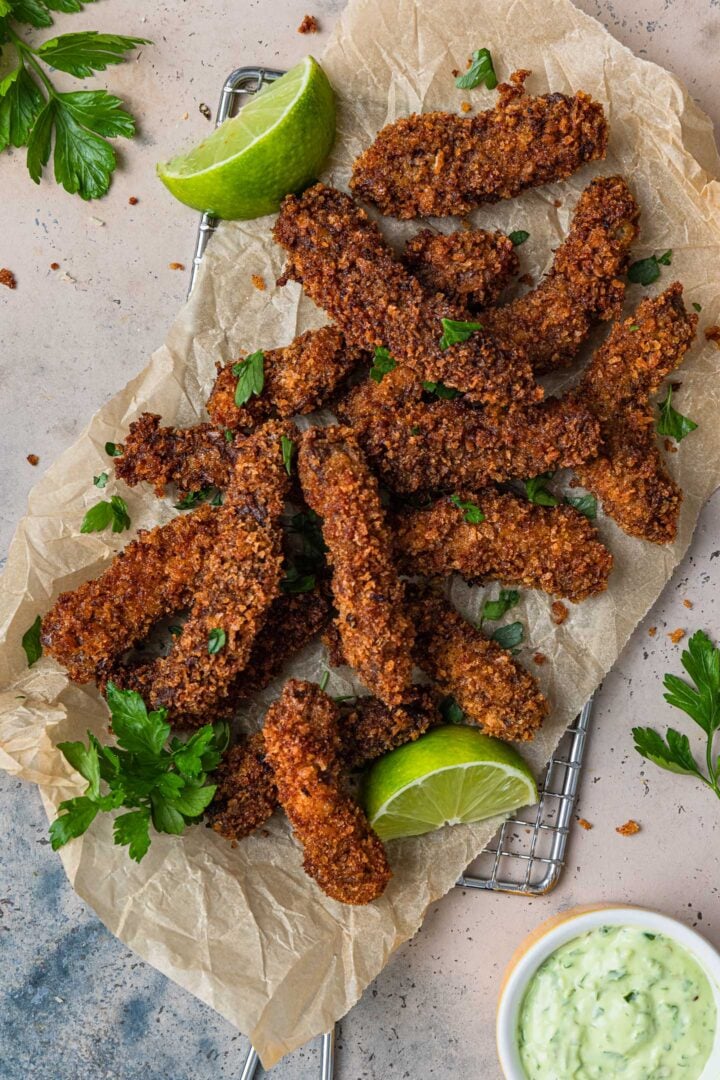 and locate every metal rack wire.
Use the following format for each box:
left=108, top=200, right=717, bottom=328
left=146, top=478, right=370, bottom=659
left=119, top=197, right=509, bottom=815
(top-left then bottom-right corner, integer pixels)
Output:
left=188, top=64, right=595, bottom=1075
